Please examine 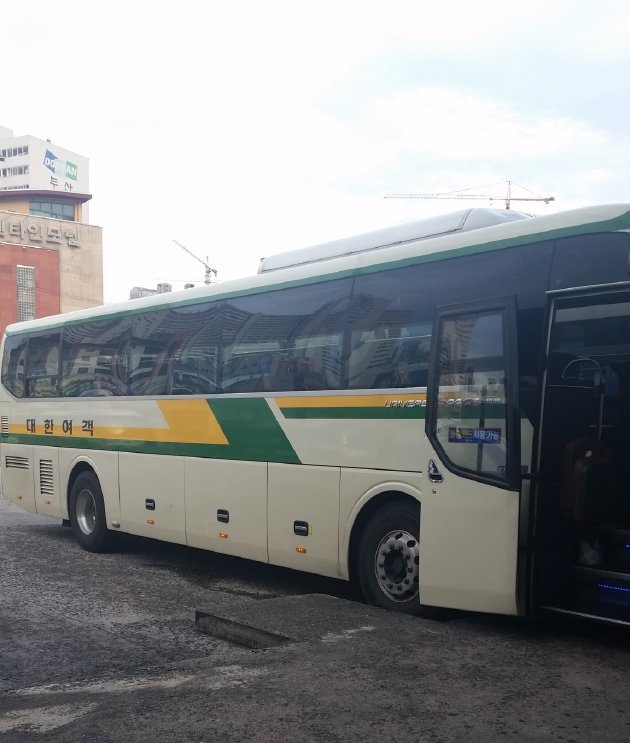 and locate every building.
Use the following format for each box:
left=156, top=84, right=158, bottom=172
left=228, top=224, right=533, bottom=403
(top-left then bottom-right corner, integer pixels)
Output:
left=129, top=283, right=172, bottom=300
left=0, top=125, right=103, bottom=336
